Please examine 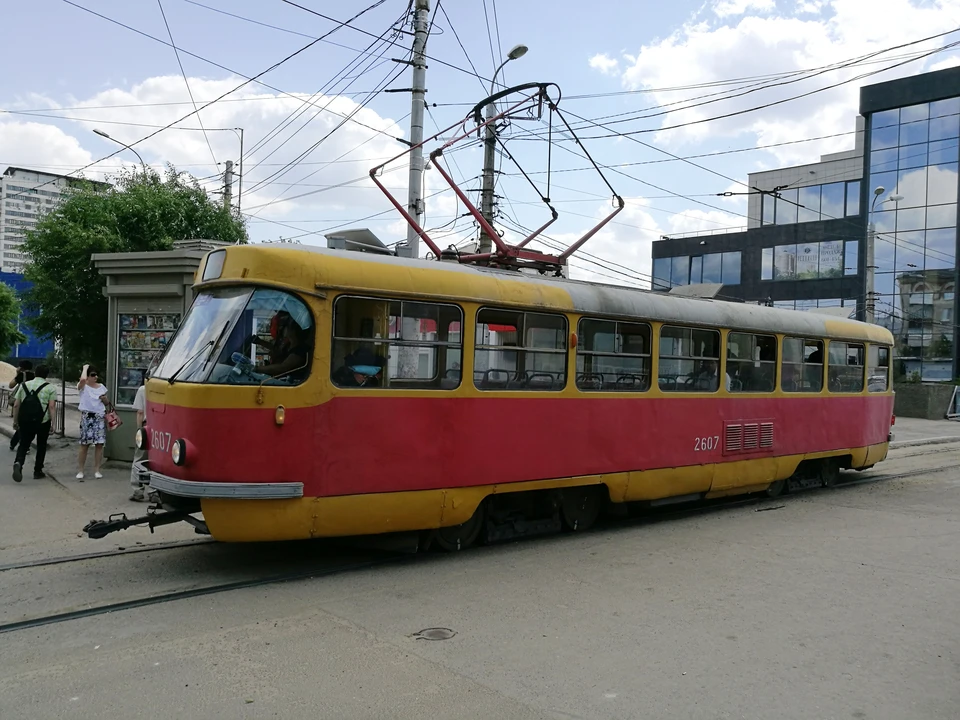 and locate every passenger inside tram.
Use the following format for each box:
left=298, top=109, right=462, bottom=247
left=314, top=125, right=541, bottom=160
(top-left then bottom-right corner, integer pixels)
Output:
left=694, top=359, right=731, bottom=391
left=332, top=346, right=385, bottom=388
